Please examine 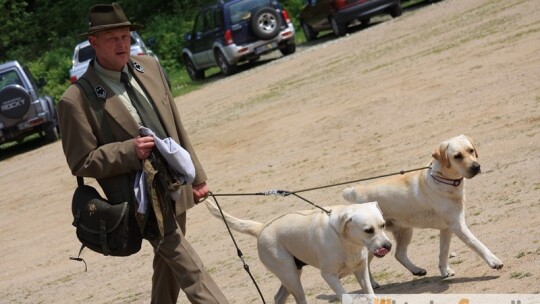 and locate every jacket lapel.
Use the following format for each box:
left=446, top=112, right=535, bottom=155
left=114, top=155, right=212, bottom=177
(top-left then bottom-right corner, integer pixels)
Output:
left=128, top=58, right=175, bottom=138
left=84, top=65, right=140, bottom=139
